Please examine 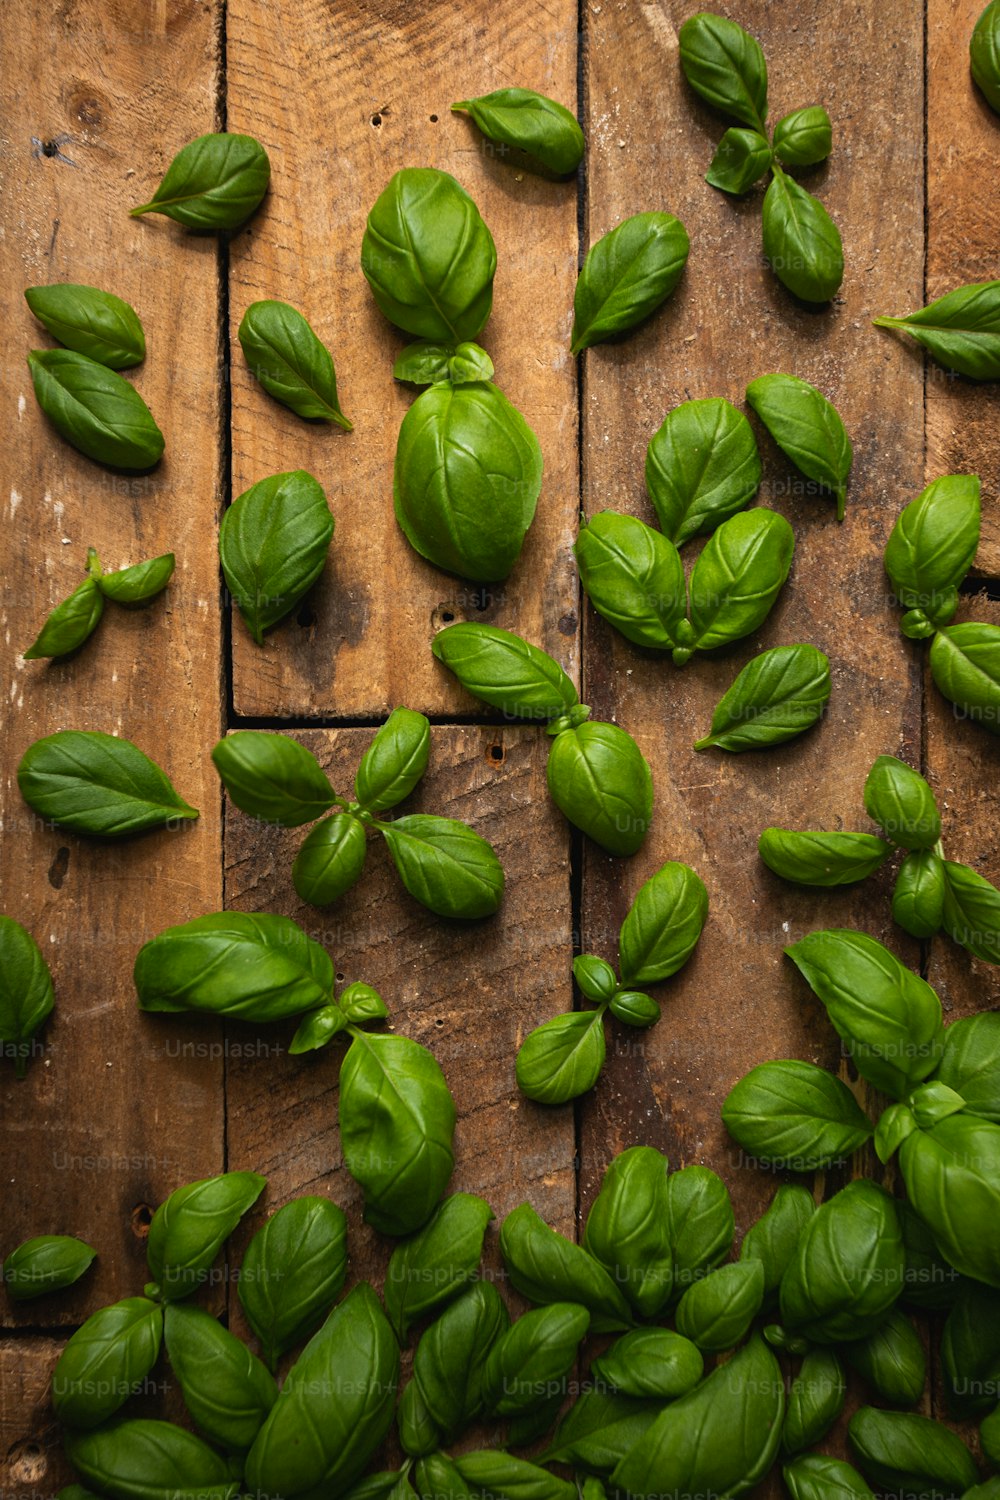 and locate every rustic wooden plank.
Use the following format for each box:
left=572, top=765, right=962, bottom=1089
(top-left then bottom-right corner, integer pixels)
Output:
left=0, top=1339, right=73, bottom=1500
left=225, top=0, right=580, bottom=718
left=0, top=0, right=226, bottom=1327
